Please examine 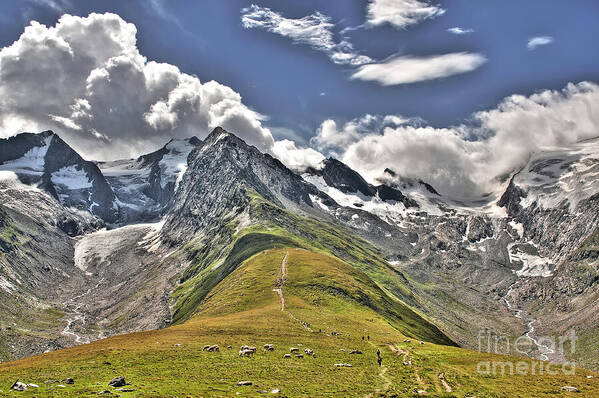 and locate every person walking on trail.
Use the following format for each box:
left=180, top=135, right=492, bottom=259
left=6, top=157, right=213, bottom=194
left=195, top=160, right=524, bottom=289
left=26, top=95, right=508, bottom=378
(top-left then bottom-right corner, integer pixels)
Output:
left=376, top=349, right=382, bottom=366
